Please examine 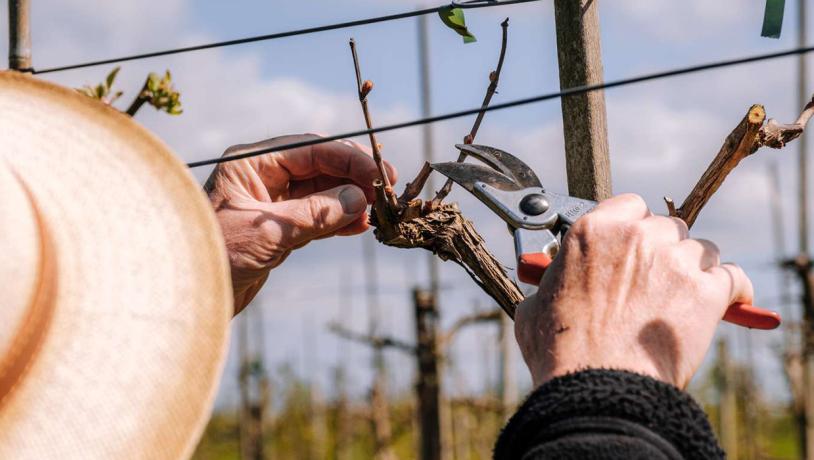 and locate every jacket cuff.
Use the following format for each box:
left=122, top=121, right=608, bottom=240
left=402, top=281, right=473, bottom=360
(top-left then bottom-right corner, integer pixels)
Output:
left=493, top=369, right=723, bottom=459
